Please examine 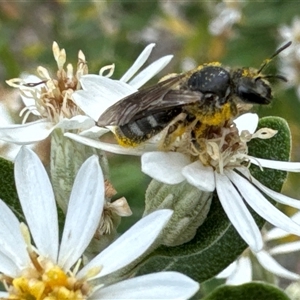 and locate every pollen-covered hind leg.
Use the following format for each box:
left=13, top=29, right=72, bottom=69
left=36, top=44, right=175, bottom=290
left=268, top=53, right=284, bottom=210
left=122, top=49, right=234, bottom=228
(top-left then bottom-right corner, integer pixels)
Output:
left=158, top=113, right=191, bottom=150
left=189, top=122, right=215, bottom=166
left=163, top=120, right=187, bottom=148
left=190, top=127, right=207, bottom=153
